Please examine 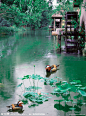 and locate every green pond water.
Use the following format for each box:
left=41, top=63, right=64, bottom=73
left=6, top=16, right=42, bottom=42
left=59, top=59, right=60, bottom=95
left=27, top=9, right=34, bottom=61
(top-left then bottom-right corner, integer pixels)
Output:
left=0, top=29, right=86, bottom=116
